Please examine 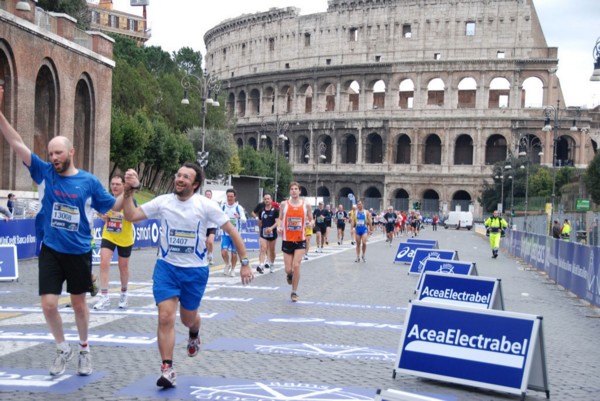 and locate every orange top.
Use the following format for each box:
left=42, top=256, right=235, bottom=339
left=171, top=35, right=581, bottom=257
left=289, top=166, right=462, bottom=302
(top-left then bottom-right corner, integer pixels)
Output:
left=281, top=200, right=306, bottom=242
